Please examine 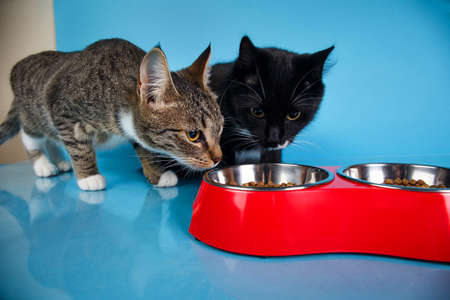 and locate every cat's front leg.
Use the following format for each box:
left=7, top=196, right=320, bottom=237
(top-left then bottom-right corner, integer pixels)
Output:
left=59, top=123, right=105, bottom=191
left=45, top=139, right=72, bottom=172
left=134, top=144, right=178, bottom=187
left=261, top=149, right=282, bottom=163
